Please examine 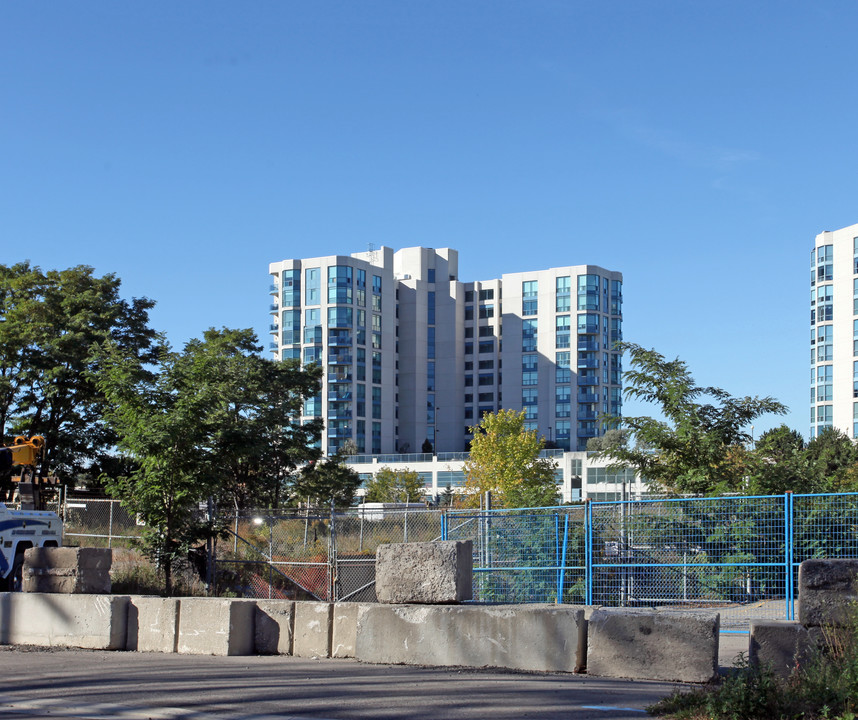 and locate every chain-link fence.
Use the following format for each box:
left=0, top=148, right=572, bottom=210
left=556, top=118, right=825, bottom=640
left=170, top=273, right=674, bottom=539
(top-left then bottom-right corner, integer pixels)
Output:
left=445, top=493, right=858, bottom=630
left=58, top=491, right=858, bottom=628
left=62, top=496, right=141, bottom=548
left=444, top=507, right=586, bottom=604
left=215, top=507, right=445, bottom=601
